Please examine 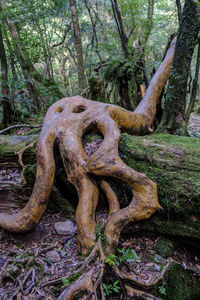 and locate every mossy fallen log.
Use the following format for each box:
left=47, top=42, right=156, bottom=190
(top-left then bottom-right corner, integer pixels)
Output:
left=0, top=133, right=200, bottom=241
left=0, top=135, right=37, bottom=167
left=120, top=133, right=200, bottom=241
